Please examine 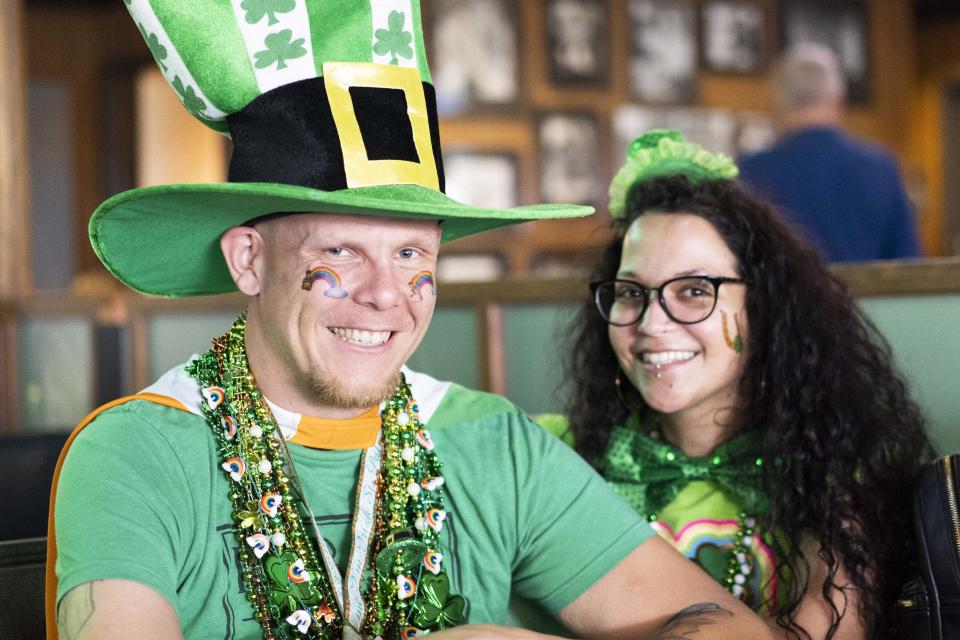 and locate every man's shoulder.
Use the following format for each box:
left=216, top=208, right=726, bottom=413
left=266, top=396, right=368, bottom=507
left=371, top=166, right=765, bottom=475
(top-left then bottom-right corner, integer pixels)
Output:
left=826, top=129, right=896, bottom=166
left=738, top=146, right=776, bottom=169
left=405, top=367, right=521, bottom=431
left=737, top=144, right=787, bottom=183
